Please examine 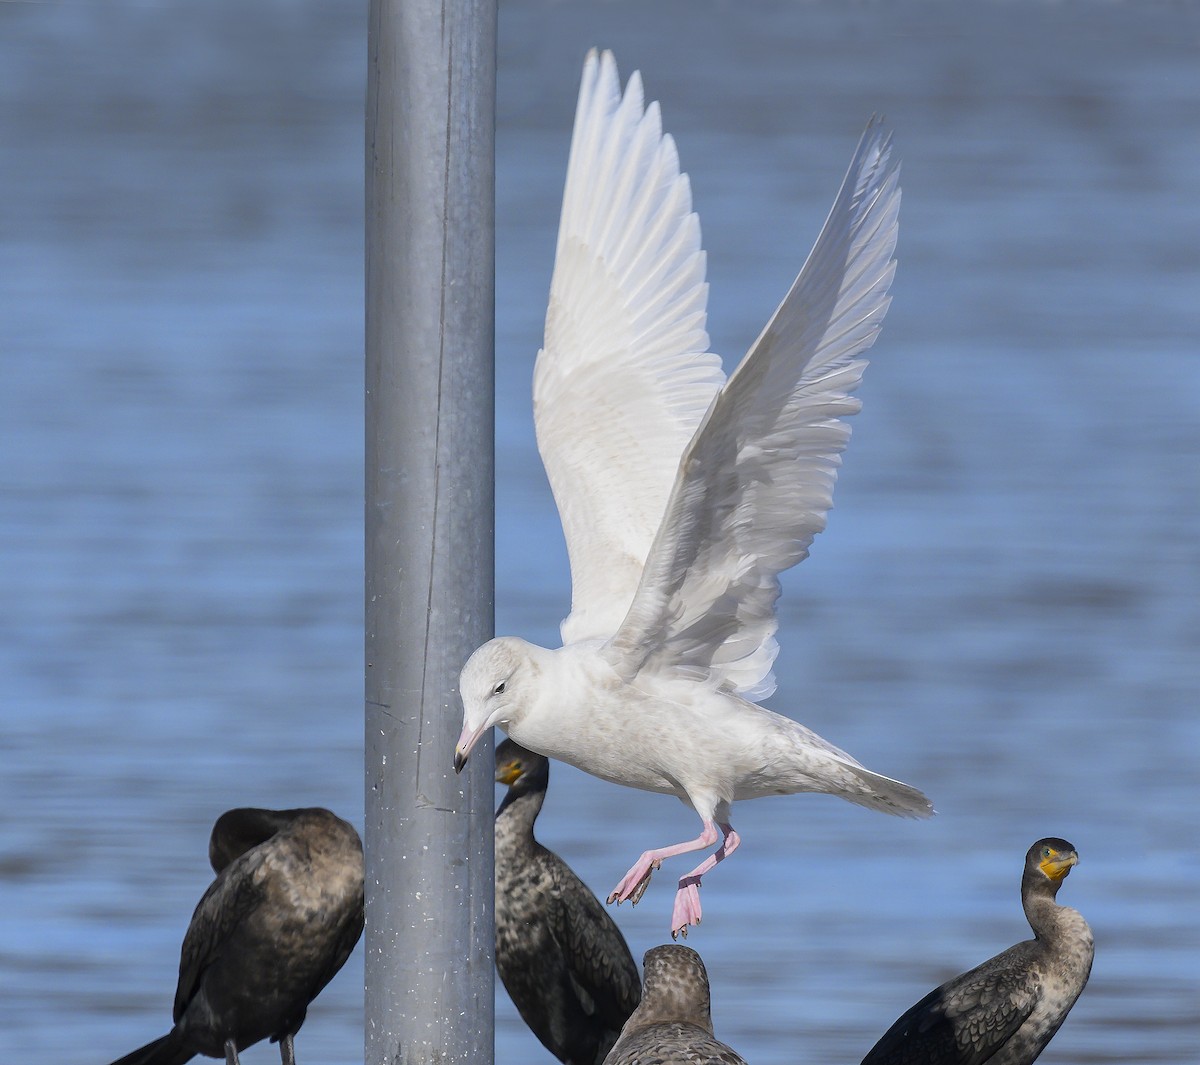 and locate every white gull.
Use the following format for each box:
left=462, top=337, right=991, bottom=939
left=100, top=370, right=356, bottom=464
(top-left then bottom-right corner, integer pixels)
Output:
left=455, top=49, right=932, bottom=939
